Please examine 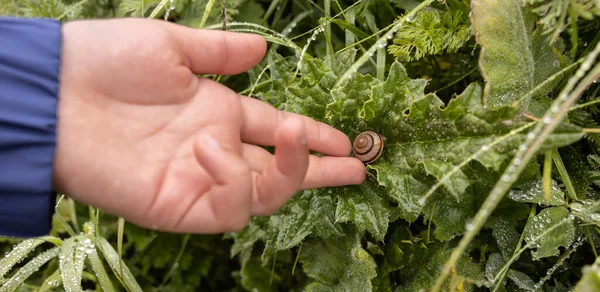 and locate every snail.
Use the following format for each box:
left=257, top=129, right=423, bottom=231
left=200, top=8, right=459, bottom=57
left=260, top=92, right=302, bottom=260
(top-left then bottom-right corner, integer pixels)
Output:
left=352, top=131, right=384, bottom=164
